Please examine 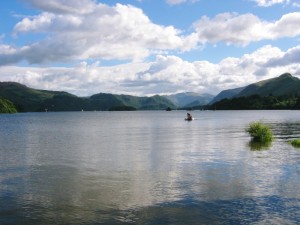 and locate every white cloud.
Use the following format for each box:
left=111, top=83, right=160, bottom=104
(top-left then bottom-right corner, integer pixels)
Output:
left=251, top=0, right=290, bottom=7
left=193, top=12, right=300, bottom=46
left=166, top=0, right=199, bottom=5
left=8, top=1, right=197, bottom=65
left=251, top=0, right=300, bottom=8
left=1, top=0, right=300, bottom=67
left=264, top=46, right=300, bottom=67
left=22, top=0, right=97, bottom=15
left=1, top=45, right=299, bottom=96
